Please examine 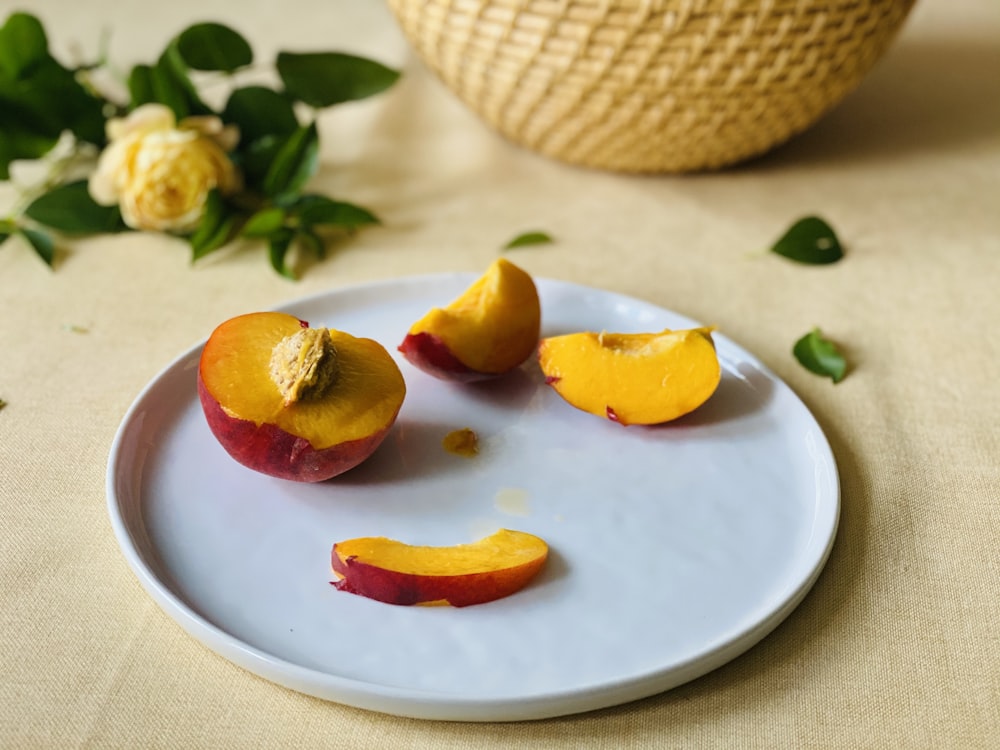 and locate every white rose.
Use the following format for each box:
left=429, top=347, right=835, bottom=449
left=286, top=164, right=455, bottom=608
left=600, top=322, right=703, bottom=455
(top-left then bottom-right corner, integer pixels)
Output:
left=89, top=103, right=241, bottom=232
